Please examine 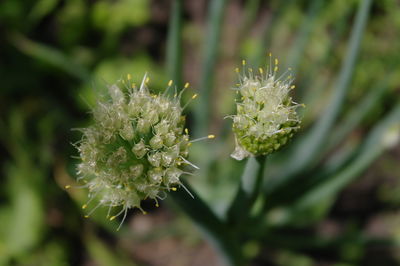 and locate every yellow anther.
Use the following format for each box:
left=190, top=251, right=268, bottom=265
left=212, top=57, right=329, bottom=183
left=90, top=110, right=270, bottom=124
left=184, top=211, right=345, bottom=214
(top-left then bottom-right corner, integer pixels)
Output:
left=274, top=66, right=278, bottom=72
left=168, top=80, right=173, bottom=86
left=82, top=204, right=87, bottom=209
left=155, top=203, right=159, bottom=207
left=184, top=82, right=190, bottom=89
left=84, top=215, right=89, bottom=218
left=301, top=103, right=306, bottom=107
left=259, top=68, right=264, bottom=74
left=187, top=143, right=192, bottom=147
left=249, top=68, right=253, bottom=72
left=269, top=52, right=272, bottom=57
left=131, top=83, right=136, bottom=88
left=208, top=134, right=215, bottom=139
left=145, top=77, right=150, bottom=83
left=65, top=185, right=71, bottom=189
left=288, top=67, right=292, bottom=70
left=252, top=87, right=256, bottom=91
left=192, top=94, right=198, bottom=99
left=171, top=187, right=177, bottom=191
left=275, top=58, right=279, bottom=65
left=142, top=211, right=147, bottom=215
left=127, top=74, right=132, bottom=80
left=242, top=60, right=246, bottom=66
left=110, top=216, right=116, bottom=221
left=291, top=85, right=296, bottom=89
left=185, top=128, right=189, bottom=134
left=235, top=67, right=240, bottom=73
